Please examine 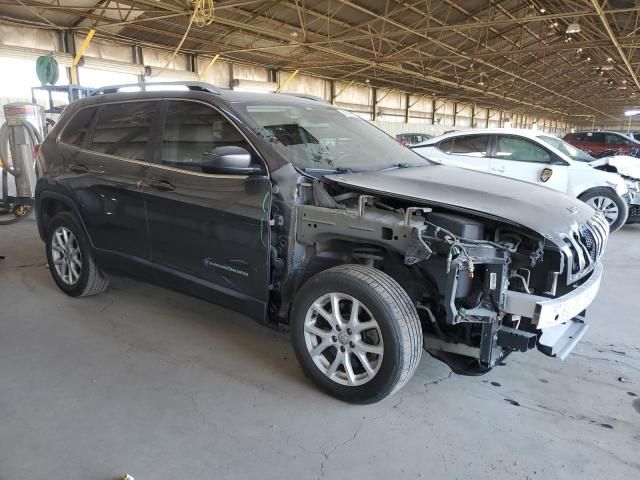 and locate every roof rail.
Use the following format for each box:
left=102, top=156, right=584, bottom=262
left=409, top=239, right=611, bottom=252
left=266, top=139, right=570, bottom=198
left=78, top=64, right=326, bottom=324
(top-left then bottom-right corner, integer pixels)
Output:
left=92, top=81, right=222, bottom=96
left=277, top=92, right=329, bottom=104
